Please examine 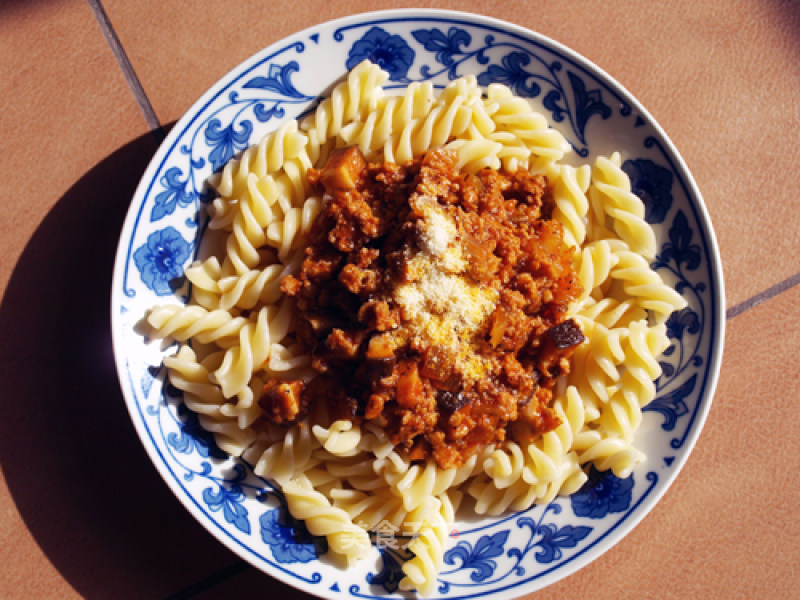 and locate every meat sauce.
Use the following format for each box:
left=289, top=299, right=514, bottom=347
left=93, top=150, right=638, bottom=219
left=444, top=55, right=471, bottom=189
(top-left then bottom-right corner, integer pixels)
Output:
left=260, top=146, right=585, bottom=469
